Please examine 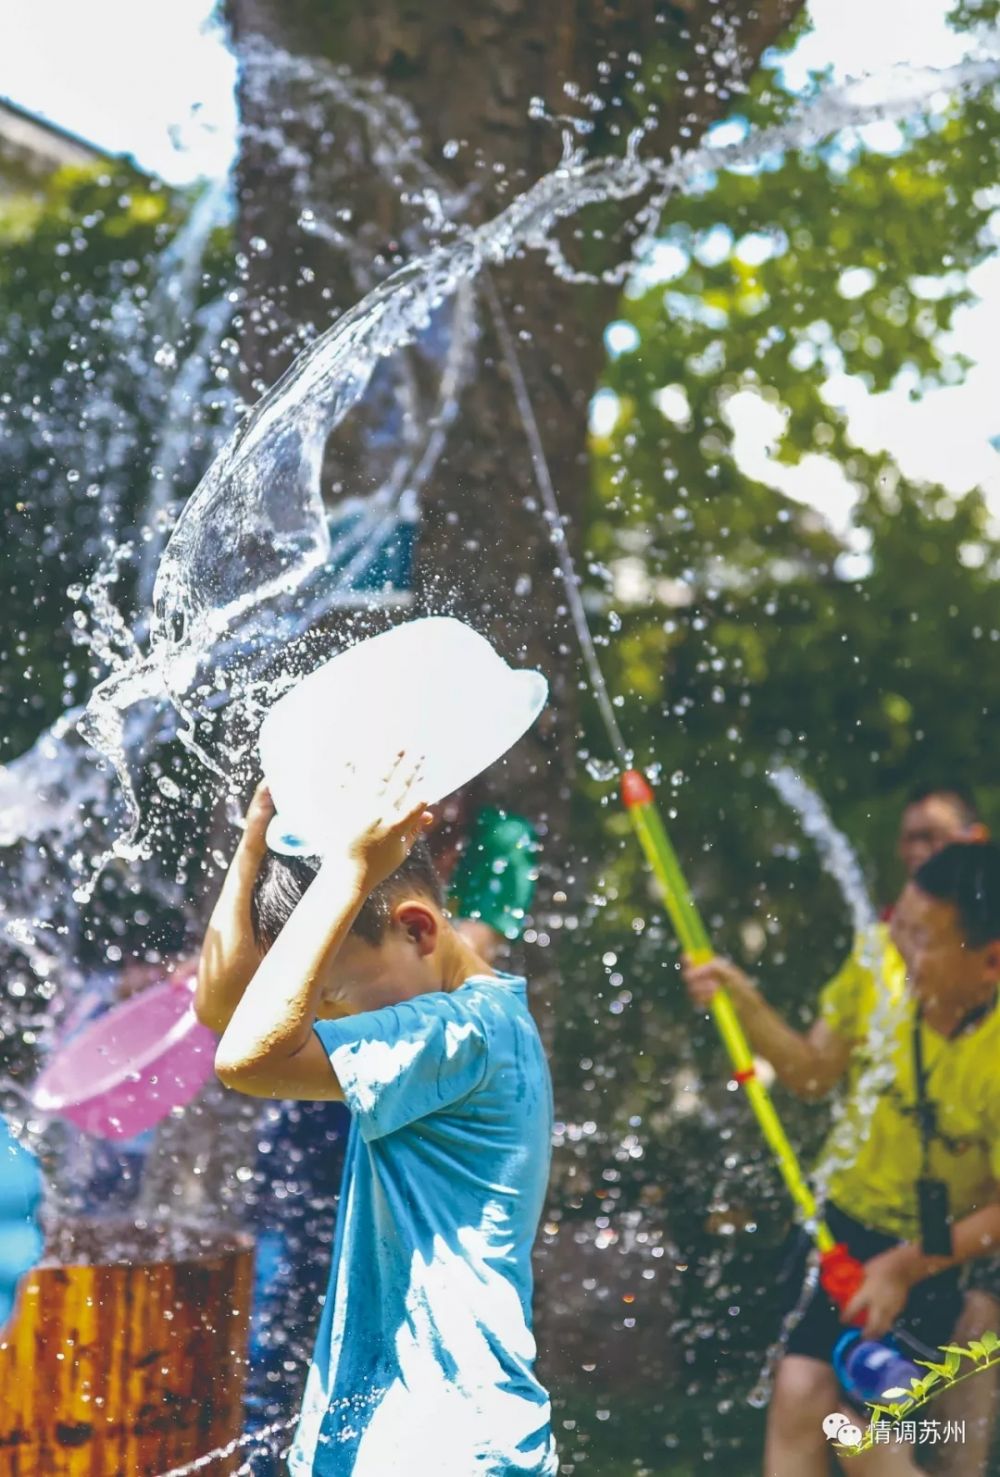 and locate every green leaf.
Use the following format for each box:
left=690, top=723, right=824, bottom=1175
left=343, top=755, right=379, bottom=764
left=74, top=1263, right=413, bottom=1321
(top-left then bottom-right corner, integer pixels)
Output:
left=914, top=1360, right=953, bottom=1381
